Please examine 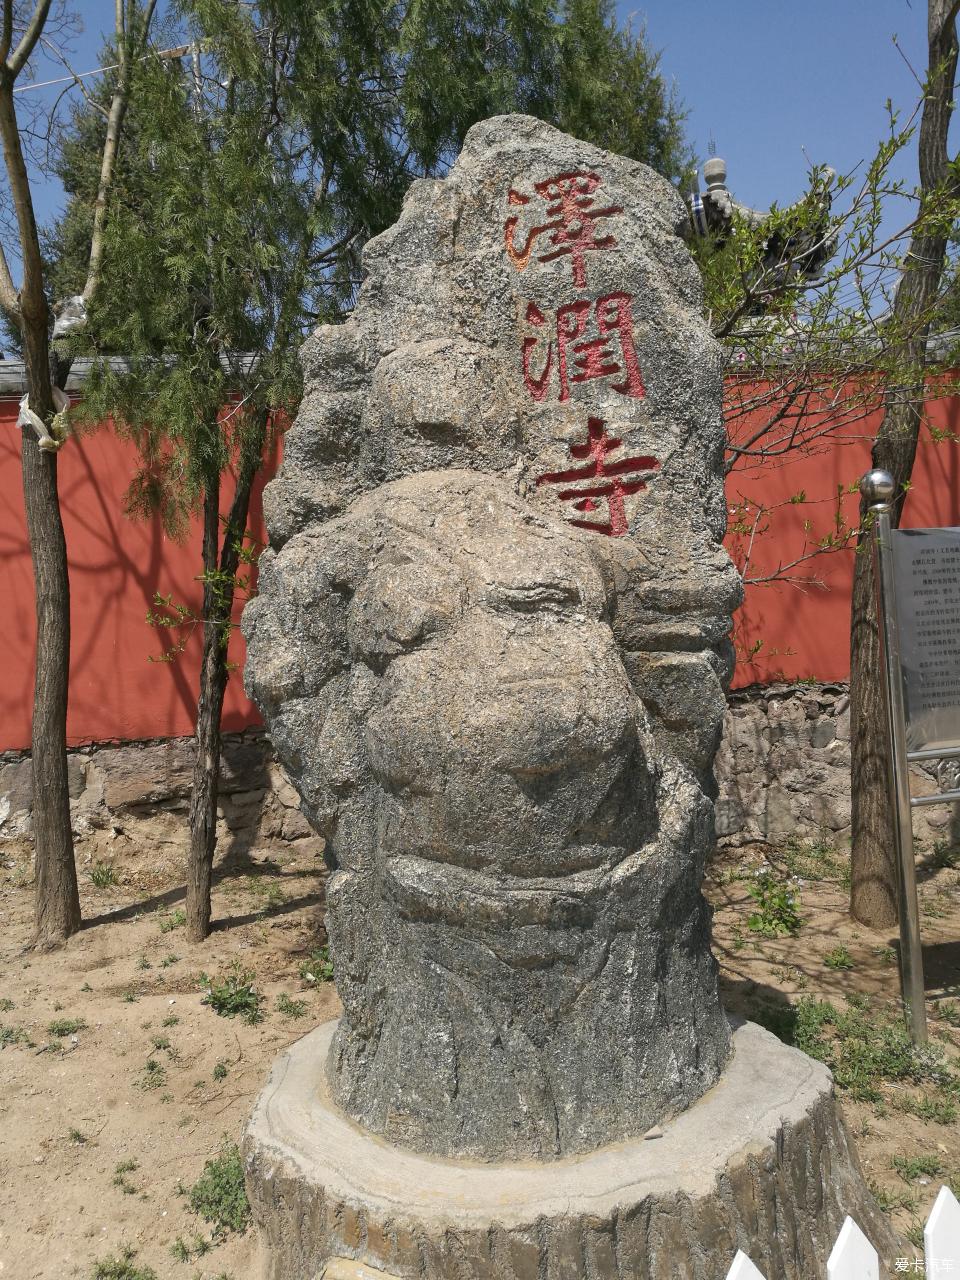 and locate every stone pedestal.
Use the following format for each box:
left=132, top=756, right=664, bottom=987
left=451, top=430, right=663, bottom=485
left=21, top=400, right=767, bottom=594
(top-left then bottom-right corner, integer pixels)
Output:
left=243, top=1018, right=898, bottom=1280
